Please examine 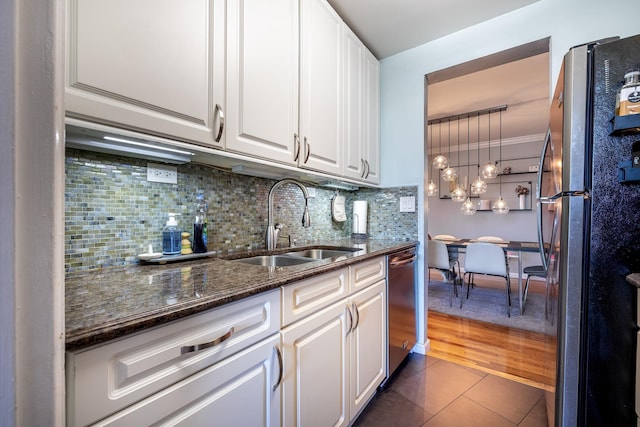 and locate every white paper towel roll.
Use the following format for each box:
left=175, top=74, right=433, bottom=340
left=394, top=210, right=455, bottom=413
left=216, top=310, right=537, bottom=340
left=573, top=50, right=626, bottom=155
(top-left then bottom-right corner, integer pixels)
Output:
left=352, top=200, right=368, bottom=235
